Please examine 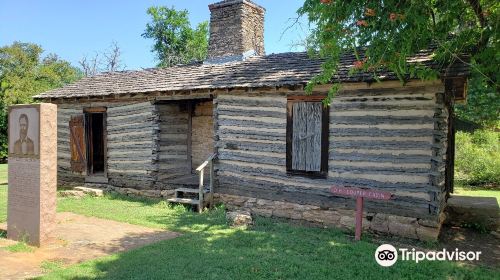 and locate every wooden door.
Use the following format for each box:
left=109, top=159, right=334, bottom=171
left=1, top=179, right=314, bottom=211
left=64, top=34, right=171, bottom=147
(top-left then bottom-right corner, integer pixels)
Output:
left=69, top=115, right=86, bottom=173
